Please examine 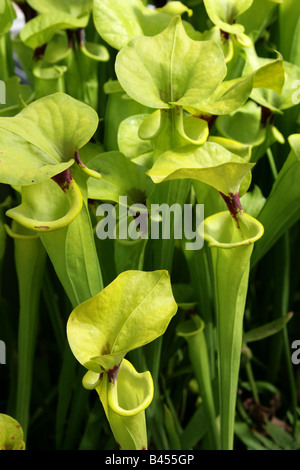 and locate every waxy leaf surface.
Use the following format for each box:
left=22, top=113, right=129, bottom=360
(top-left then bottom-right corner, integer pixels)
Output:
left=20, top=12, right=89, bottom=50
left=203, top=0, right=253, bottom=34
left=147, top=142, right=254, bottom=196
left=27, top=0, right=93, bottom=17
left=0, top=0, right=16, bottom=36
left=0, top=93, right=98, bottom=186
left=115, top=16, right=226, bottom=109
left=93, top=0, right=199, bottom=50
left=67, top=270, right=177, bottom=371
